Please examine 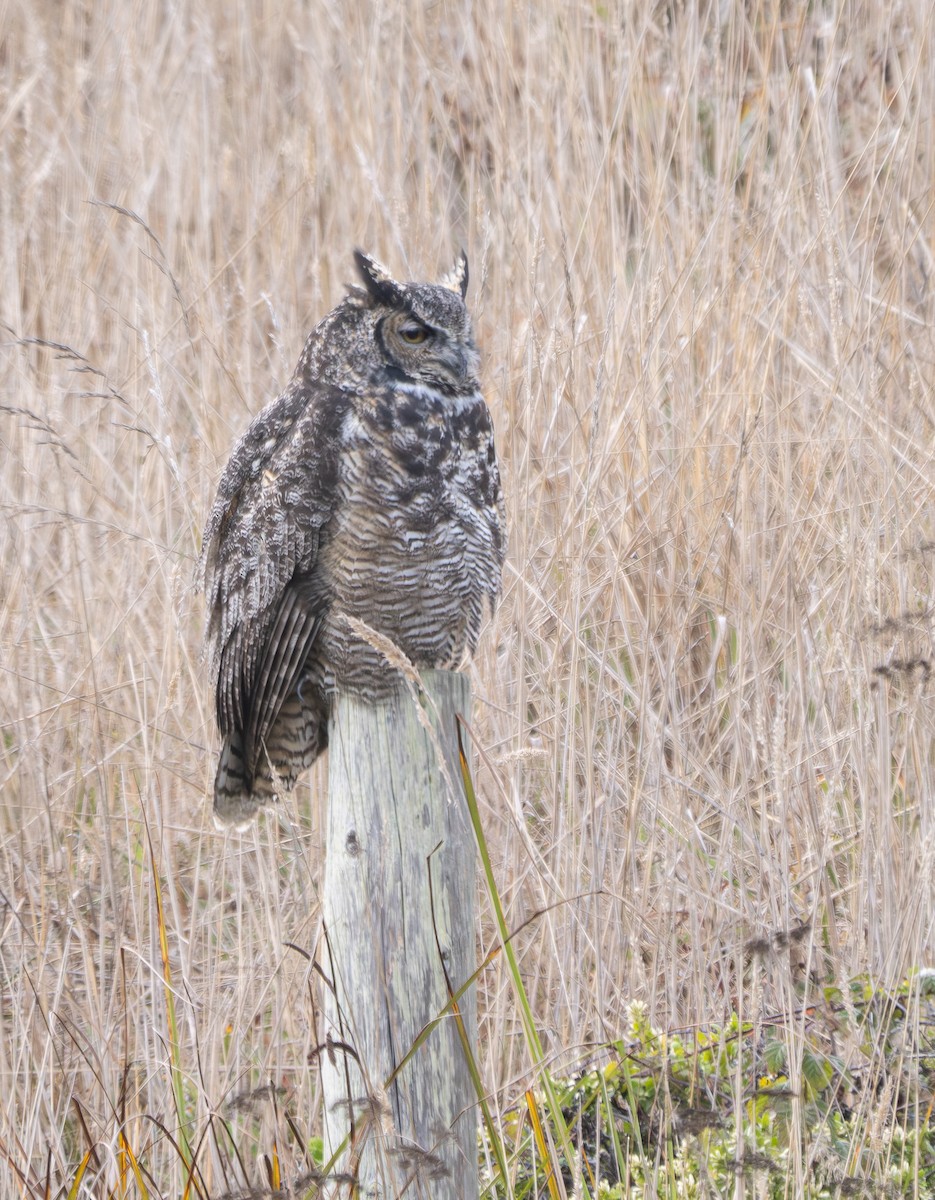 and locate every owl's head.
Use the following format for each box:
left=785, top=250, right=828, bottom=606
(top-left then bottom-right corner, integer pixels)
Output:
left=353, top=250, right=480, bottom=393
